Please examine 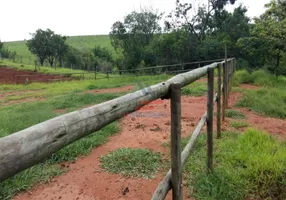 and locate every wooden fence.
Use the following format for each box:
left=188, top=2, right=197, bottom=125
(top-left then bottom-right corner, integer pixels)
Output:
left=152, top=58, right=235, bottom=200
left=0, top=58, right=235, bottom=199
